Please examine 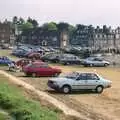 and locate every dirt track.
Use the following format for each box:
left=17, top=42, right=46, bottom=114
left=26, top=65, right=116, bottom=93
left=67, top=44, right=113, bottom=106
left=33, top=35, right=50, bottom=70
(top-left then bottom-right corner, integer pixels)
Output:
left=0, top=70, right=91, bottom=120
left=1, top=65, right=120, bottom=120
